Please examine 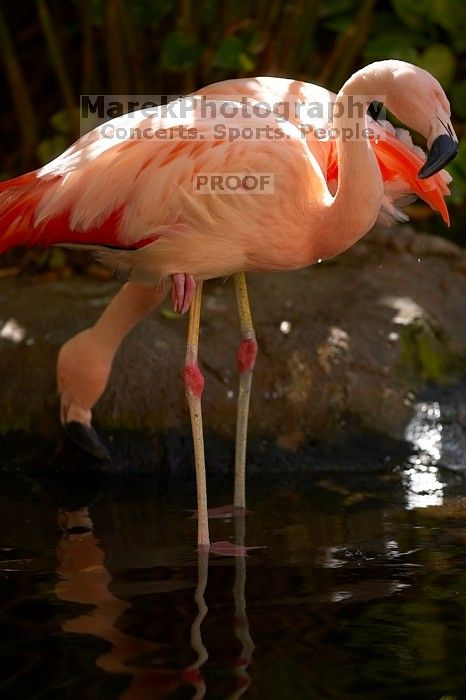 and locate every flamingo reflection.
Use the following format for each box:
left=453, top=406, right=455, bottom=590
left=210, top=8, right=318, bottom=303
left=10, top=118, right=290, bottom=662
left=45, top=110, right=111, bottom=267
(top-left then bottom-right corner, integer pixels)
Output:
left=55, top=504, right=255, bottom=698
left=56, top=506, right=181, bottom=698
